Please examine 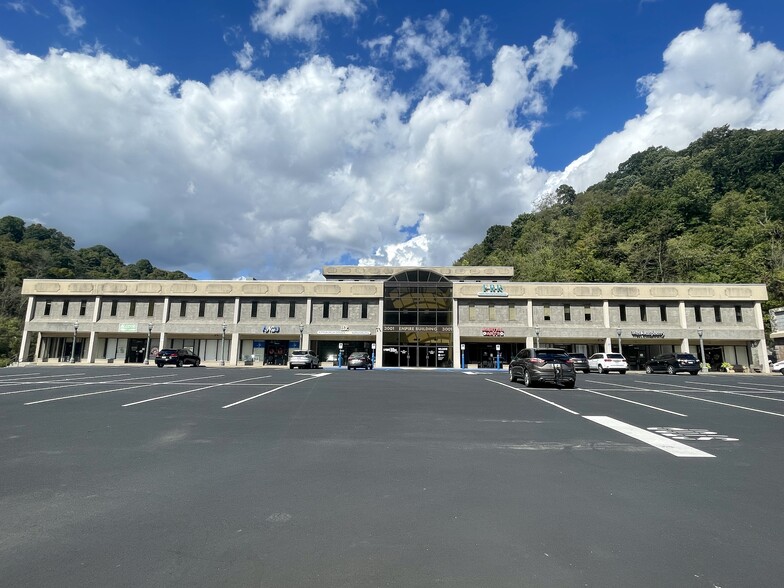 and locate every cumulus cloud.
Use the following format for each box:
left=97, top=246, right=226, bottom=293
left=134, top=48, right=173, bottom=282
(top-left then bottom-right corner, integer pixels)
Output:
left=546, top=2, right=784, bottom=195
left=3, top=3, right=782, bottom=280
left=251, top=0, right=364, bottom=42
left=0, top=12, right=578, bottom=278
